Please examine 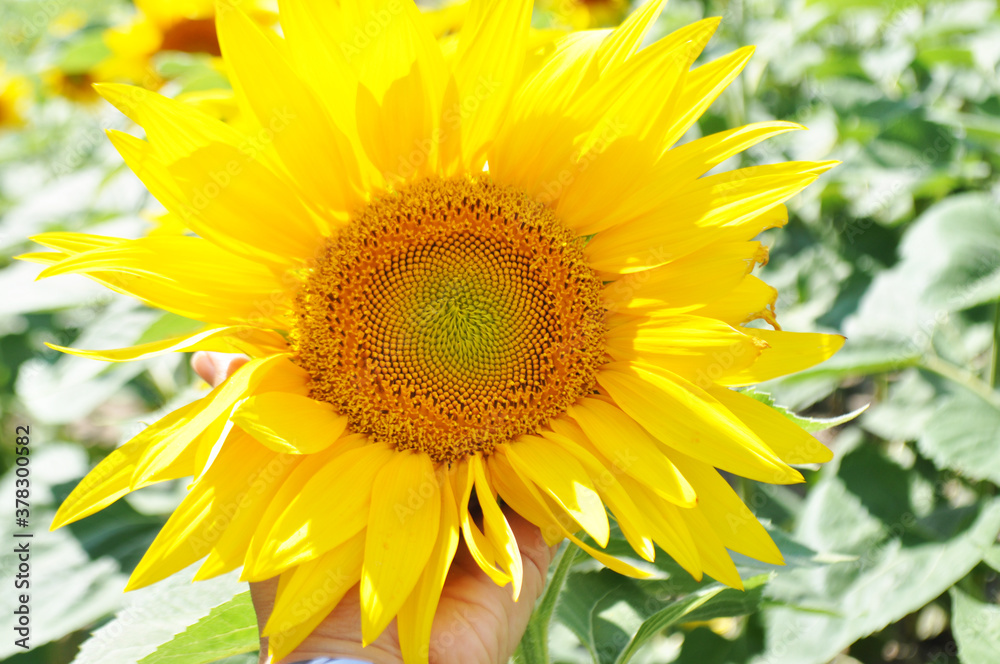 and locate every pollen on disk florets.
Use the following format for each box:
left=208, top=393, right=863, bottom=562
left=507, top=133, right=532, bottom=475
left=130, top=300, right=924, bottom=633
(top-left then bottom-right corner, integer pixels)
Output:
left=293, top=175, right=606, bottom=464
